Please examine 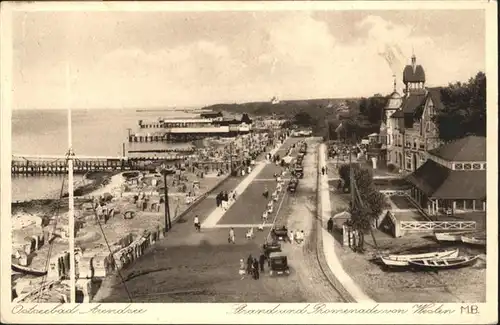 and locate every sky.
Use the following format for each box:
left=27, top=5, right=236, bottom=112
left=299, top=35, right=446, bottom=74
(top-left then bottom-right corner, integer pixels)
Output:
left=11, top=8, right=486, bottom=109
